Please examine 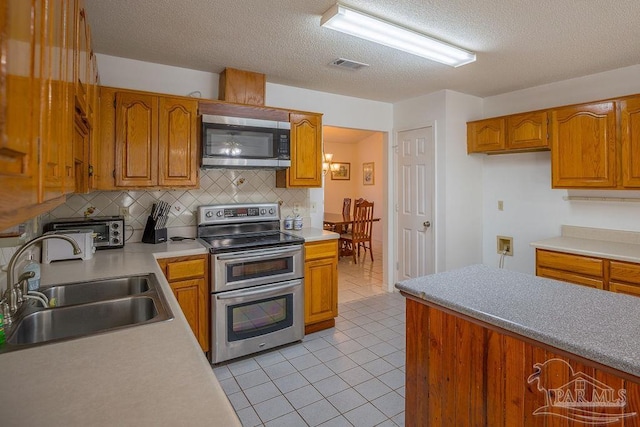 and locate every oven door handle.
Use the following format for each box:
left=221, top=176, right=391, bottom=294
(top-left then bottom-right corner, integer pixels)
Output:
left=216, top=246, right=301, bottom=261
left=215, top=280, right=301, bottom=300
